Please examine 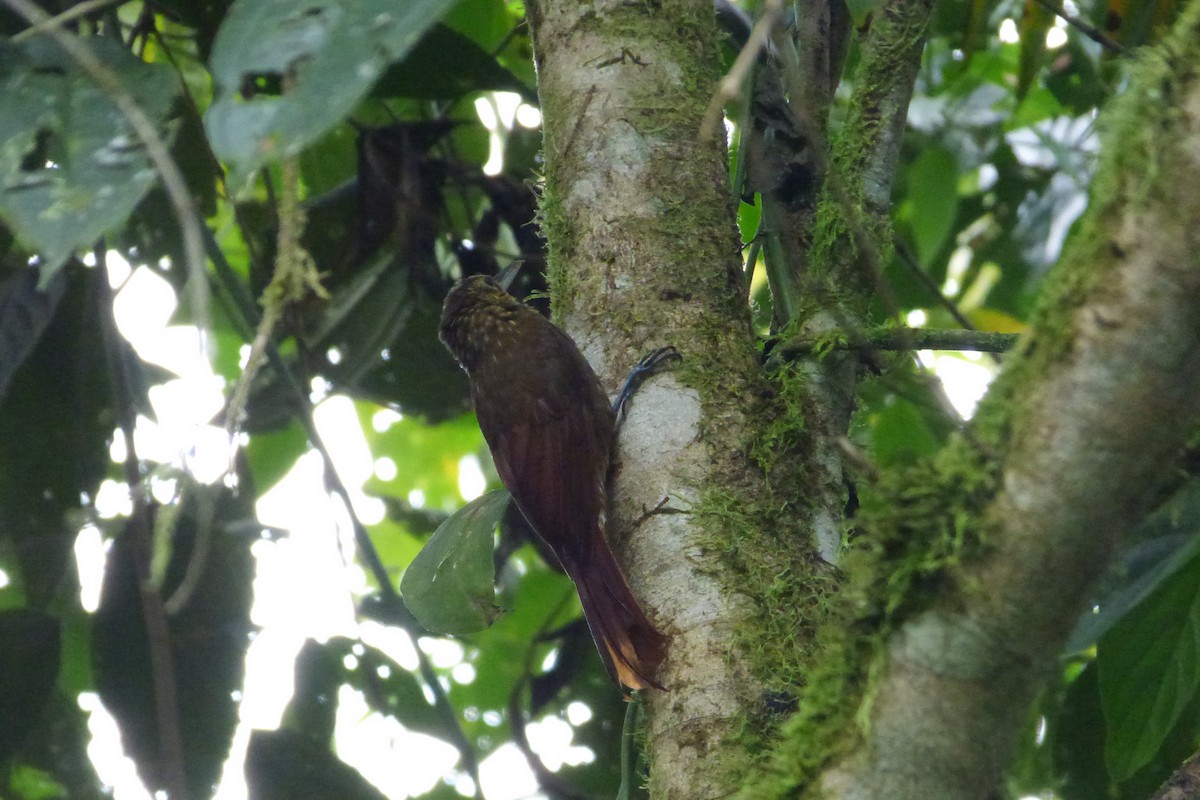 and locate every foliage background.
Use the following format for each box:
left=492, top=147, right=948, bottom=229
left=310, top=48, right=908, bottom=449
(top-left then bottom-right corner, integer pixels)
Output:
left=0, top=0, right=1197, bottom=798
